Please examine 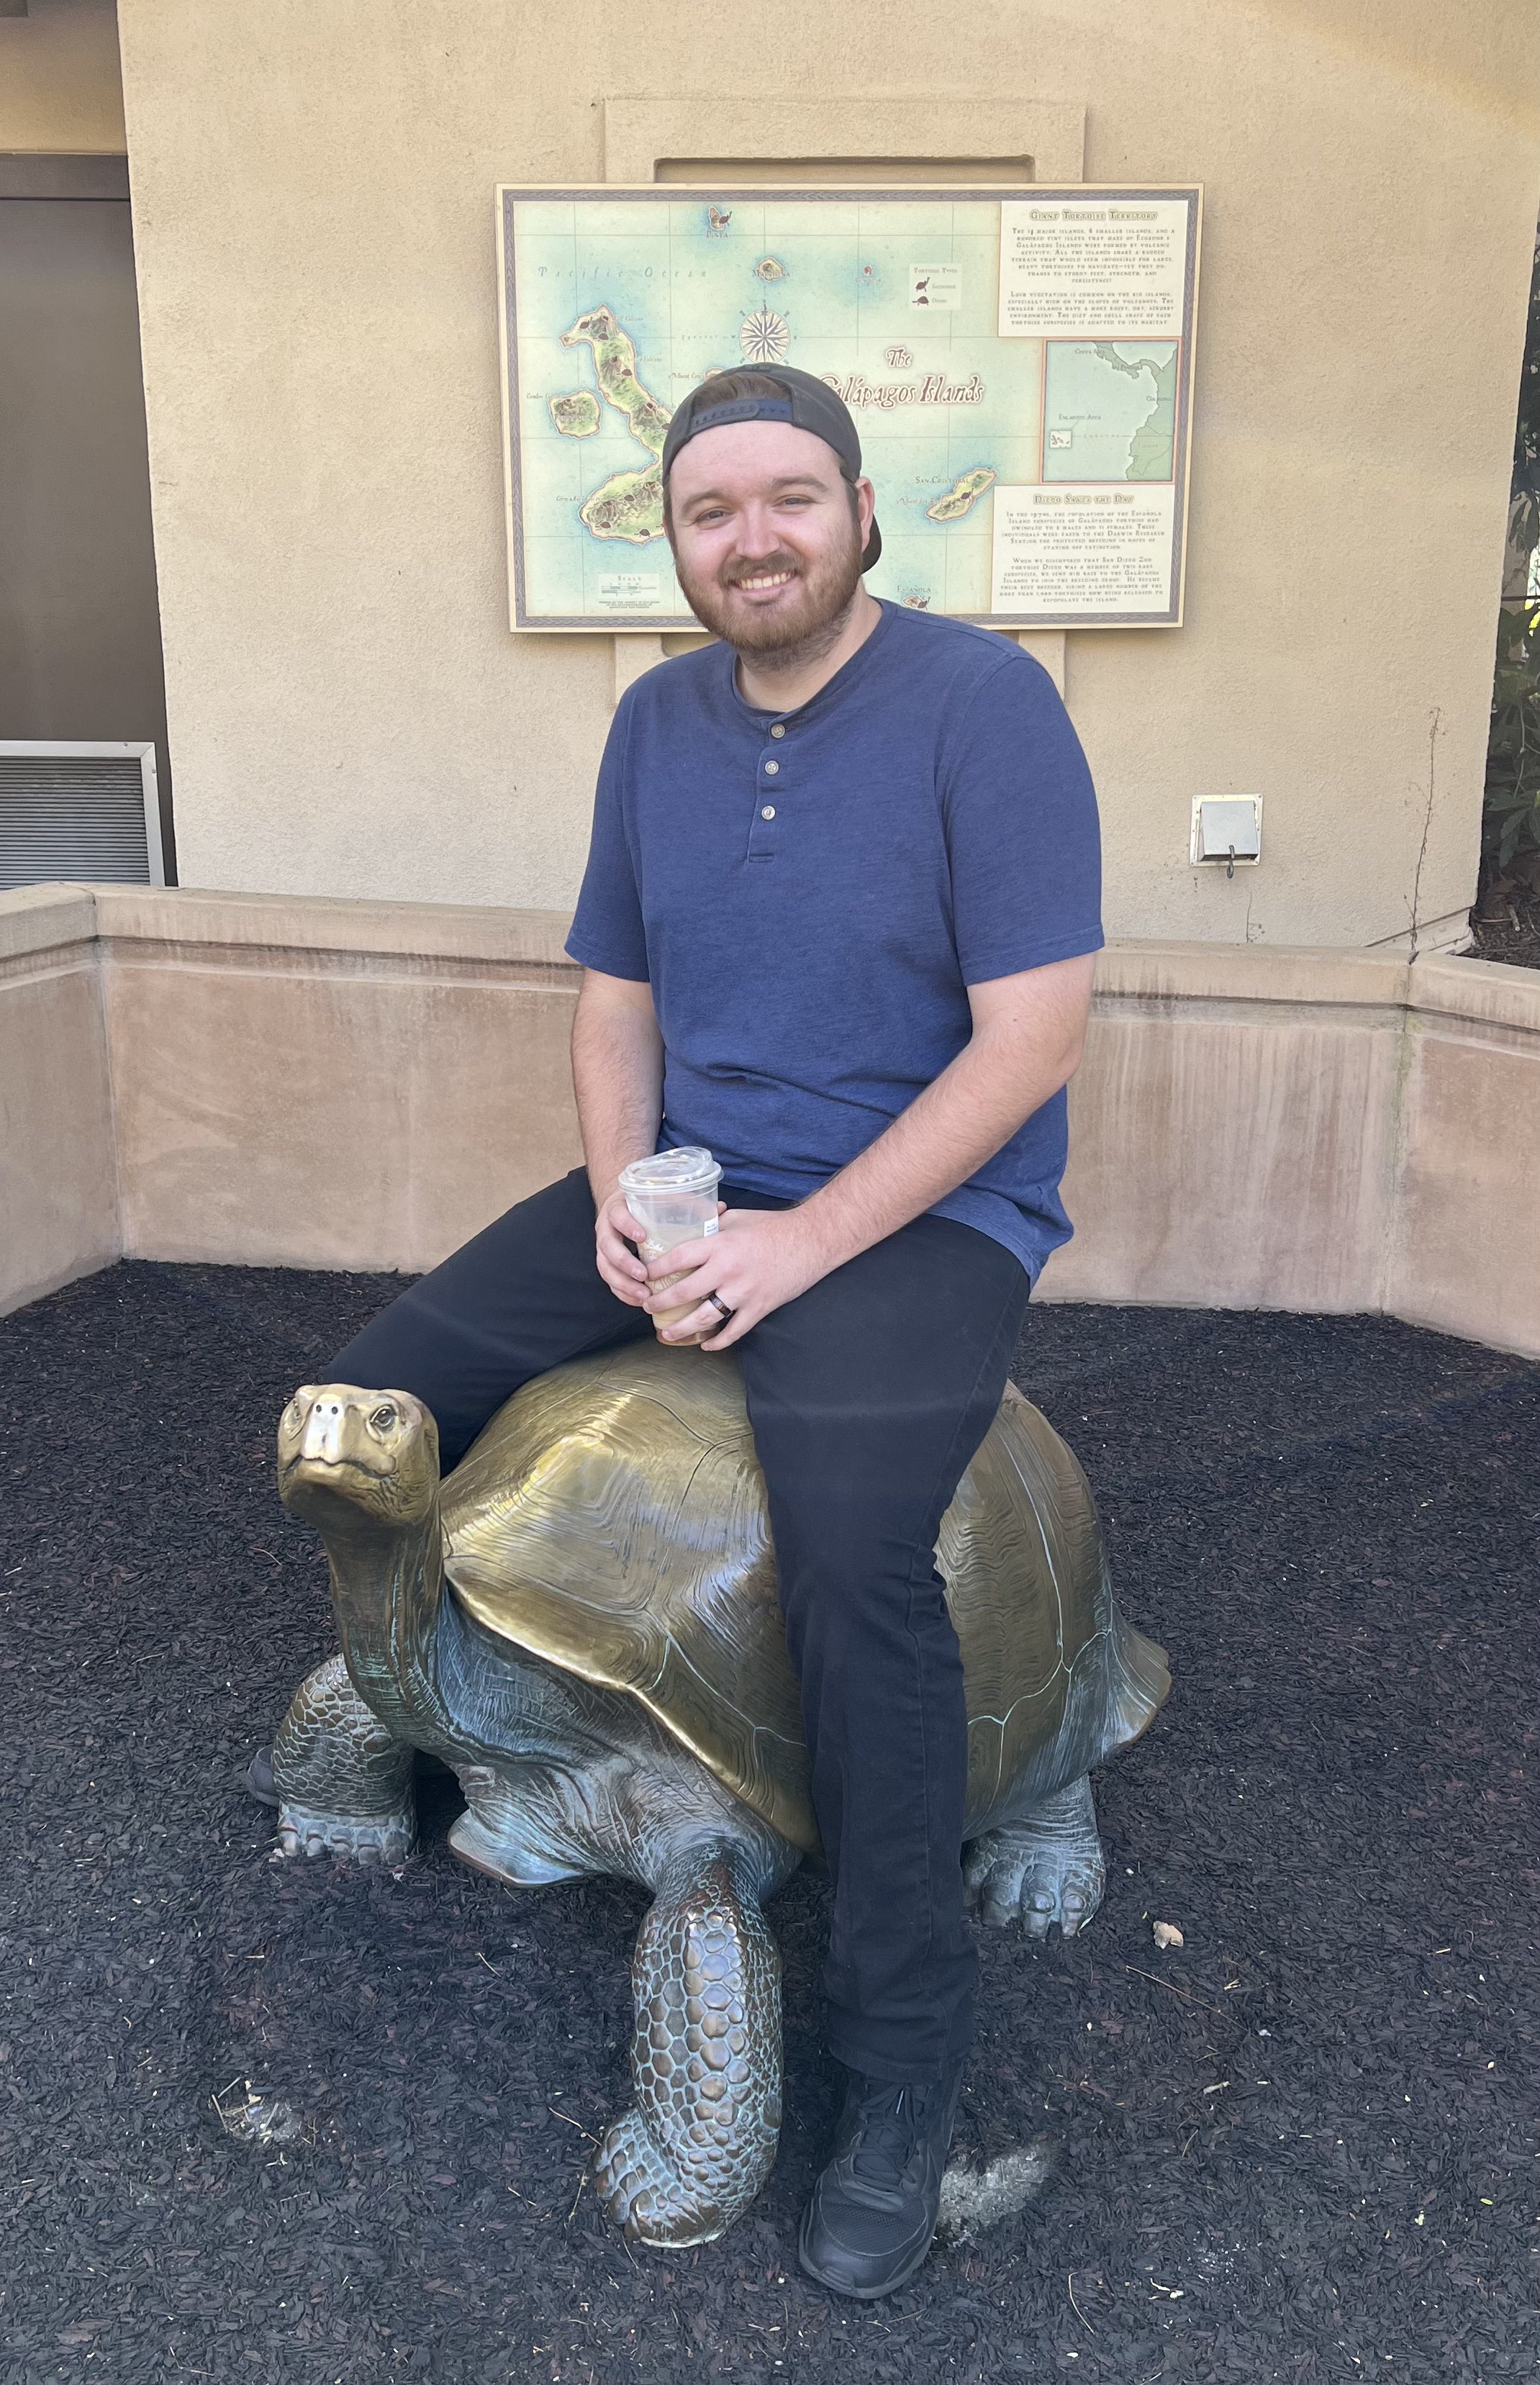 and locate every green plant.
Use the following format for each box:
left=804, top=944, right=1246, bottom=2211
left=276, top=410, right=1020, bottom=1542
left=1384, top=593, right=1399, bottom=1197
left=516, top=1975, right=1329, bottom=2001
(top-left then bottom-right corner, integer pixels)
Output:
left=1485, top=598, right=1540, bottom=875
